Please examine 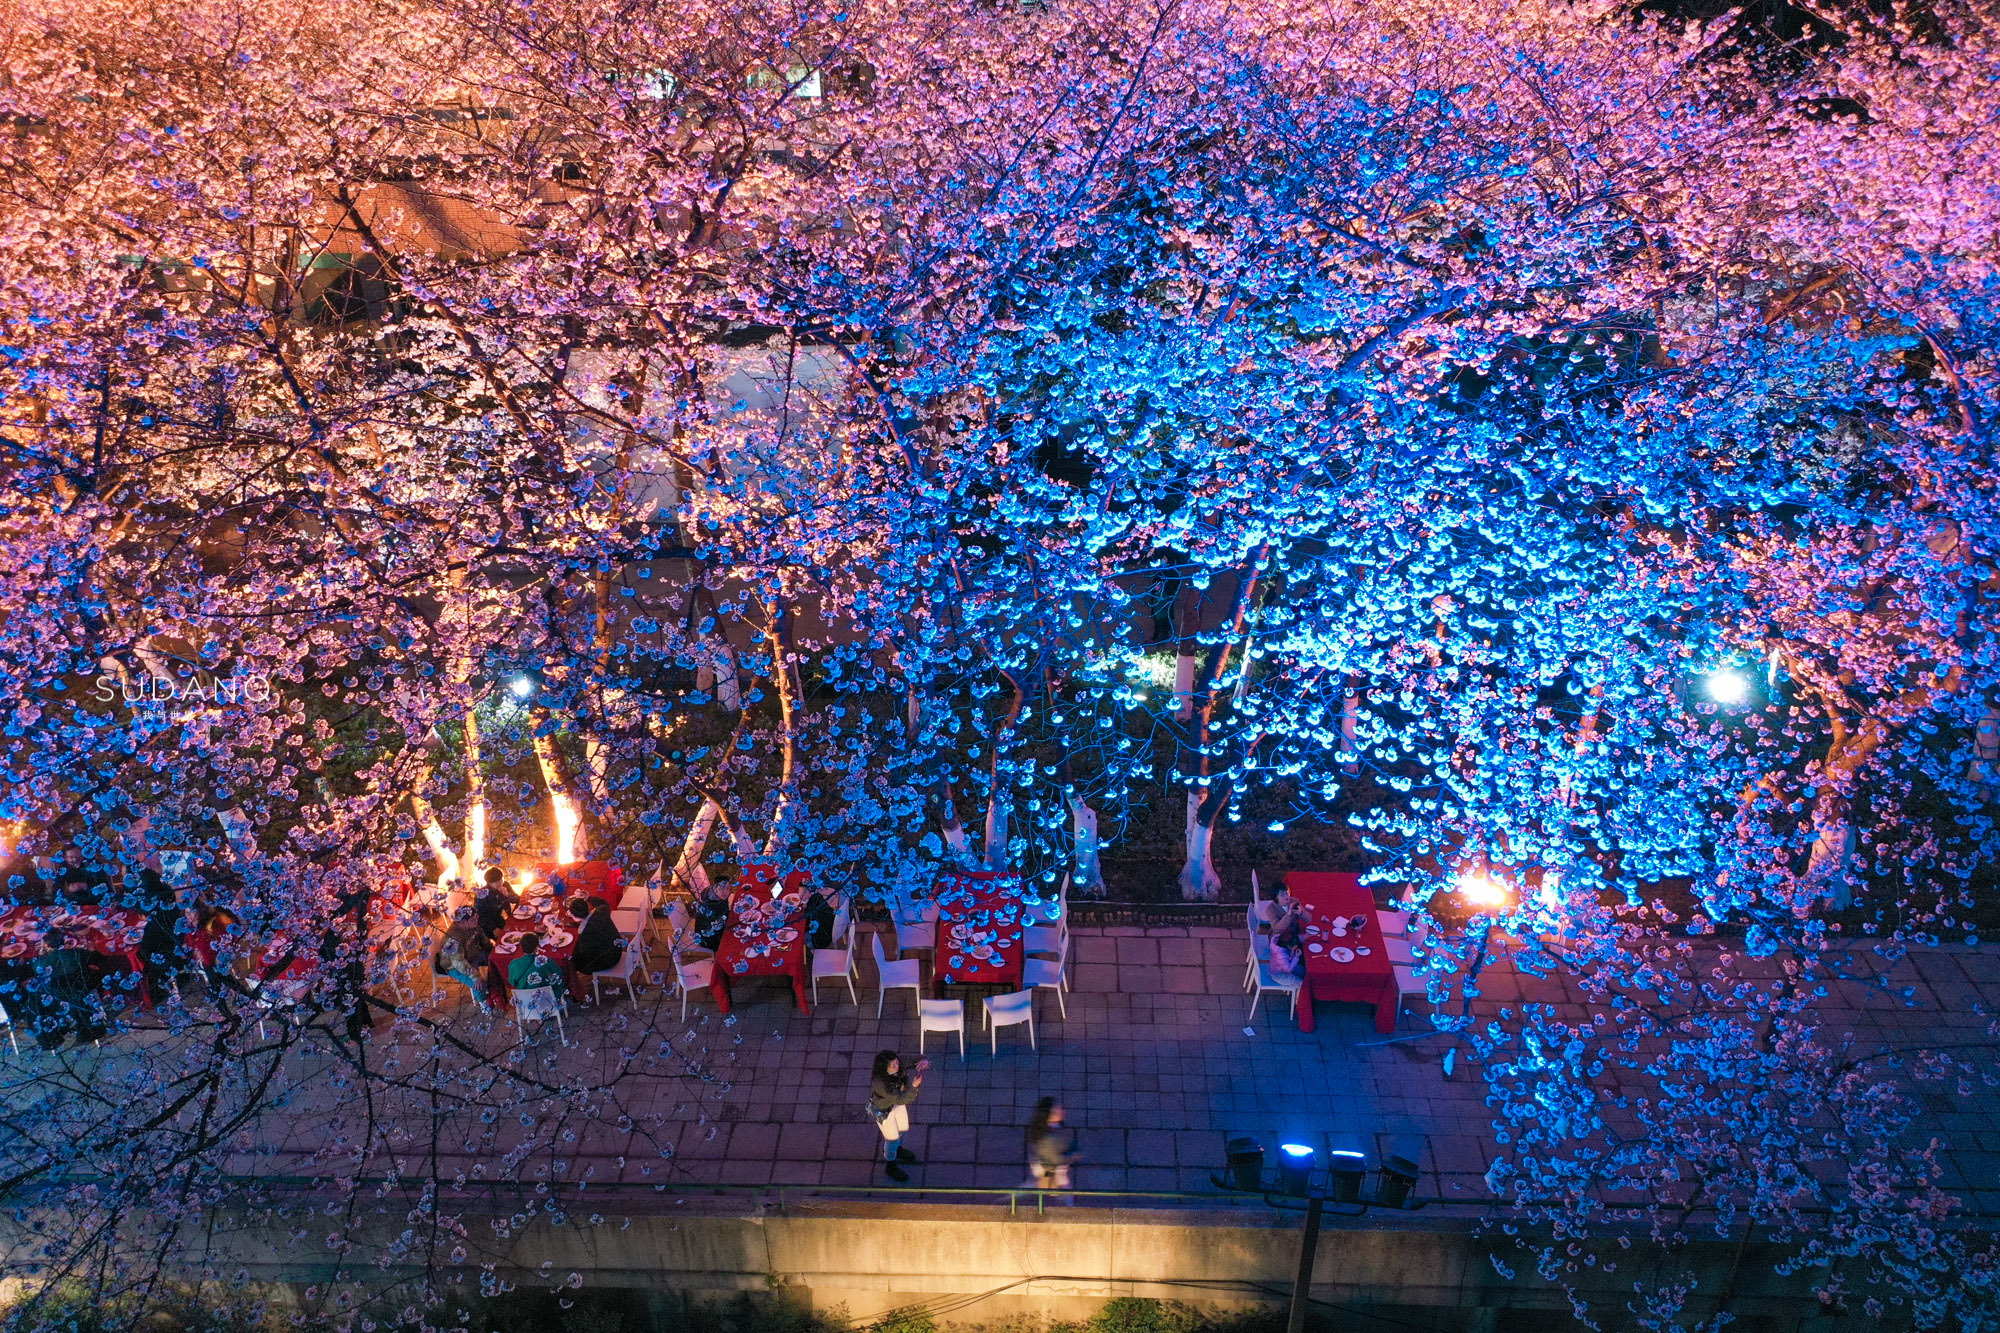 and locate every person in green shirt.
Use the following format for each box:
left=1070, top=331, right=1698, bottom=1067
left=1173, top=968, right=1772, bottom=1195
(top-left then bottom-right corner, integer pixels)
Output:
left=506, top=933, right=565, bottom=994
